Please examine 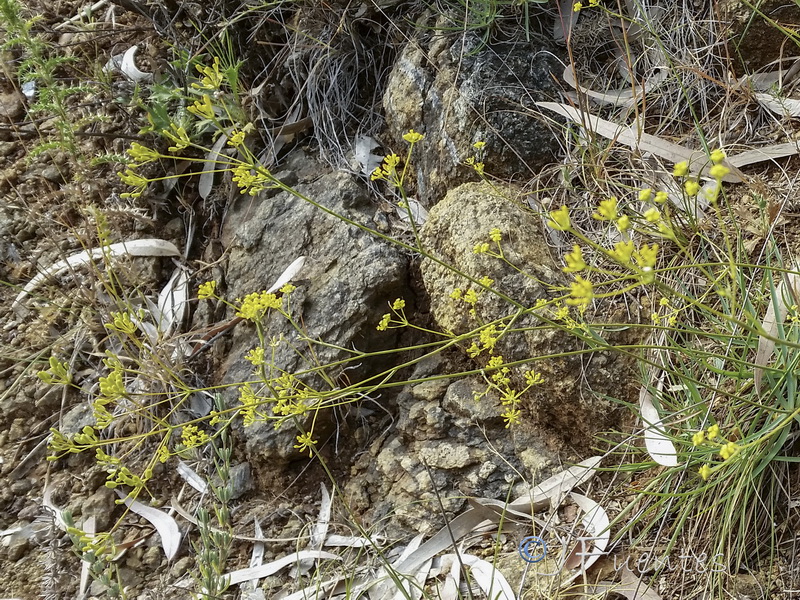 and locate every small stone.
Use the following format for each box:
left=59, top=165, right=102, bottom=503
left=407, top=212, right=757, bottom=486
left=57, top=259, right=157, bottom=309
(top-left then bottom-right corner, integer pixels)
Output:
left=142, top=545, right=162, bottom=568
left=410, top=379, right=449, bottom=402
left=0, top=91, right=24, bottom=120
left=10, top=478, right=32, bottom=495
left=417, top=441, right=475, bottom=470
left=82, top=487, right=116, bottom=531
left=170, top=556, right=194, bottom=578
left=5, top=536, right=30, bottom=561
